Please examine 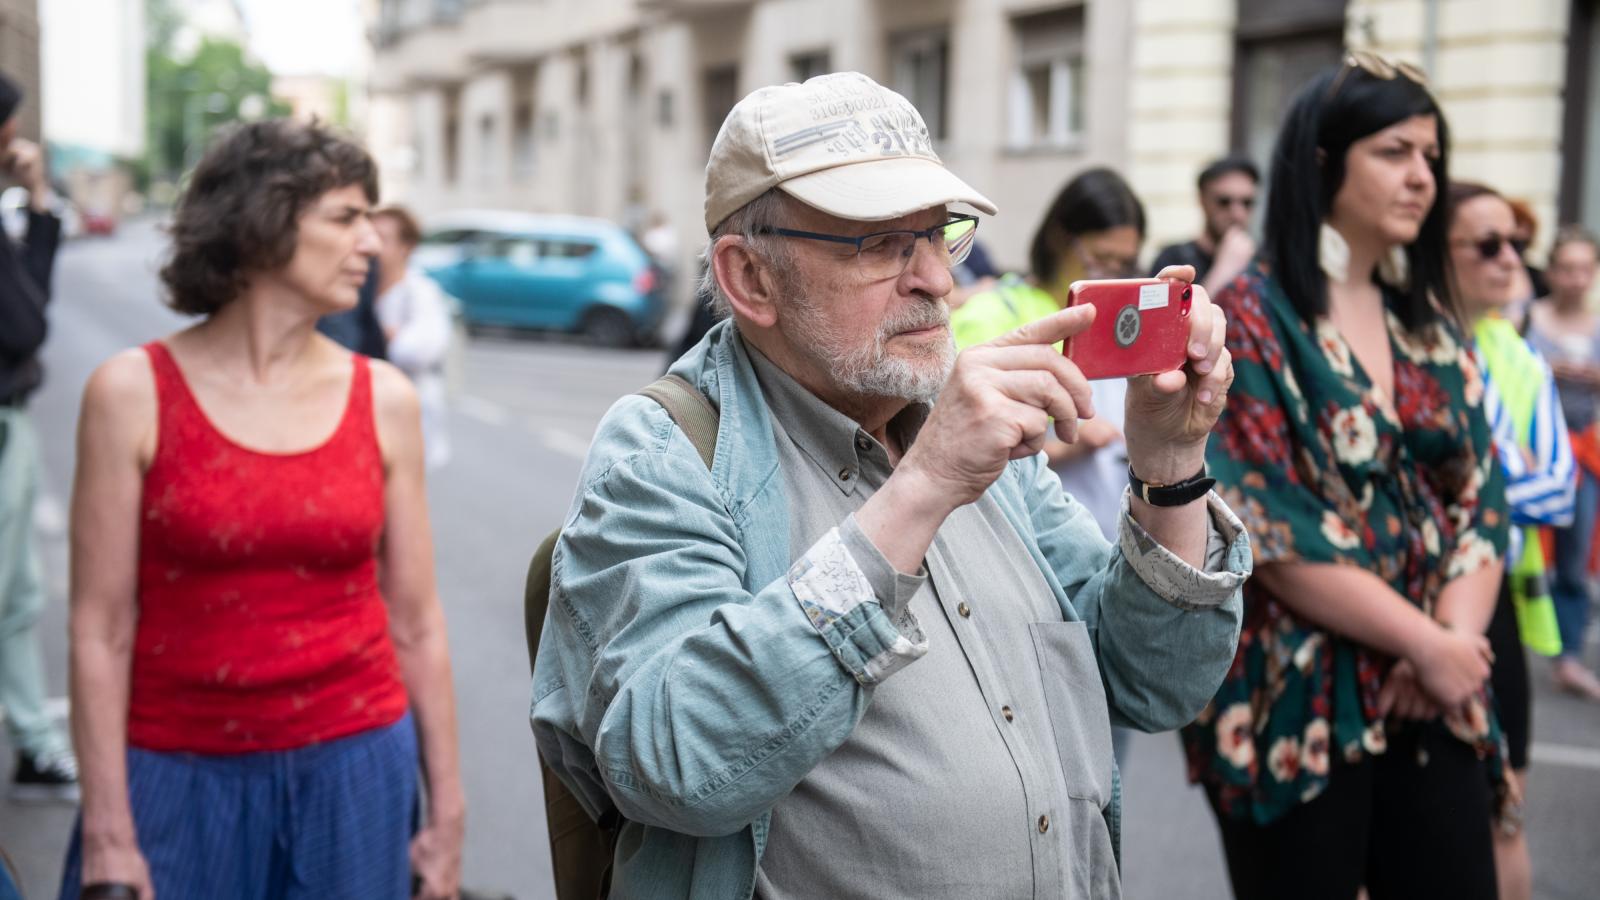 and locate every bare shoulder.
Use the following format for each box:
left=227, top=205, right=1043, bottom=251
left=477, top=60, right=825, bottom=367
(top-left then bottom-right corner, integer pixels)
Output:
left=81, top=346, right=159, bottom=460
left=83, top=347, right=156, bottom=418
